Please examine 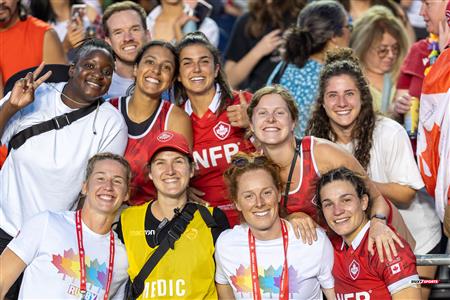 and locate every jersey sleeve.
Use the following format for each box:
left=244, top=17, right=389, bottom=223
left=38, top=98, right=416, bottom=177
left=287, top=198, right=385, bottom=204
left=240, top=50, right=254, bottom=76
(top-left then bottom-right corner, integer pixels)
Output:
left=7, top=211, right=50, bottom=265
left=317, top=230, right=335, bottom=289
left=374, top=242, right=419, bottom=294
left=97, top=103, right=128, bottom=156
